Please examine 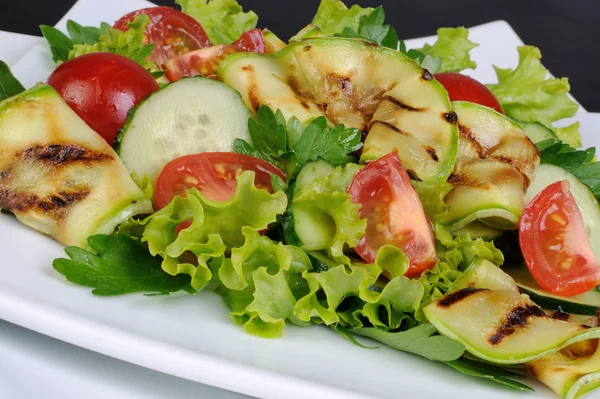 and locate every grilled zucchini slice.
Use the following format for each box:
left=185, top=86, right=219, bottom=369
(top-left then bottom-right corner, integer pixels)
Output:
left=441, top=101, right=540, bottom=231
left=219, top=37, right=458, bottom=182
left=0, top=85, right=152, bottom=247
